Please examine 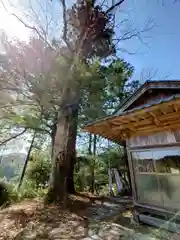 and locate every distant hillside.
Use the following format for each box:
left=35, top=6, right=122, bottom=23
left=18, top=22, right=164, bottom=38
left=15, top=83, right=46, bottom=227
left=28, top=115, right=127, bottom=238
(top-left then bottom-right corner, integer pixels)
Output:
left=0, top=153, right=26, bottom=181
